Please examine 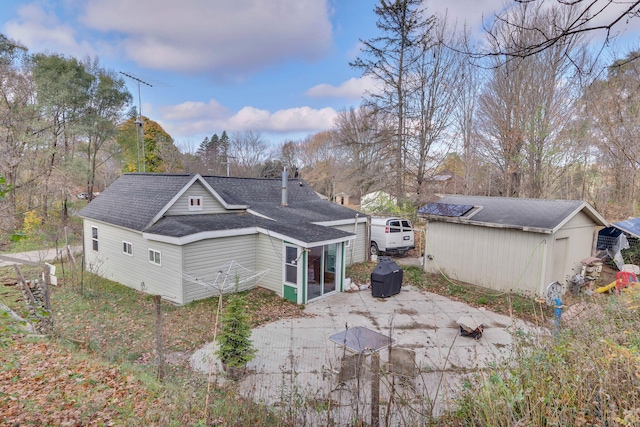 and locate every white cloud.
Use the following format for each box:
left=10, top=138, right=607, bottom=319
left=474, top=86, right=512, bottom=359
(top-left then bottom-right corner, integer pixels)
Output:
left=159, top=103, right=337, bottom=138
left=4, top=4, right=94, bottom=57
left=423, top=0, right=505, bottom=31
left=224, top=105, right=337, bottom=132
left=306, top=76, right=376, bottom=100
left=161, top=100, right=228, bottom=121
left=79, top=0, right=333, bottom=75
